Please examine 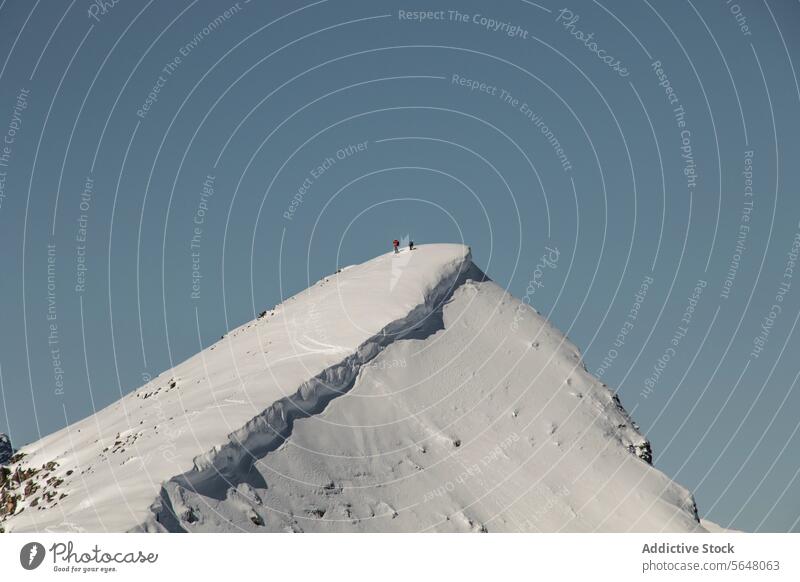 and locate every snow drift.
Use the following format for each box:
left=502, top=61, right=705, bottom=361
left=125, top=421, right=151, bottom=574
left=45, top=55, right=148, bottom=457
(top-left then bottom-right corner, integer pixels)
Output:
left=0, top=244, right=706, bottom=532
